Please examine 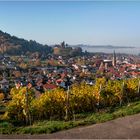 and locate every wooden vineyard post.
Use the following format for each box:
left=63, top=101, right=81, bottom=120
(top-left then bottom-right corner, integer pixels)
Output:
left=25, top=88, right=31, bottom=125
left=138, top=80, right=140, bottom=94
left=97, top=84, right=102, bottom=111
left=65, top=85, right=70, bottom=121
